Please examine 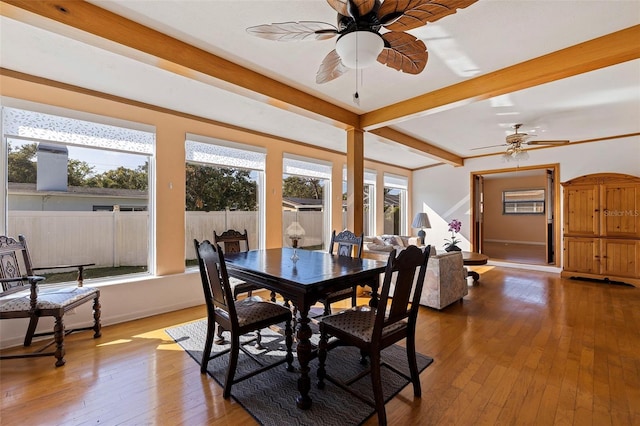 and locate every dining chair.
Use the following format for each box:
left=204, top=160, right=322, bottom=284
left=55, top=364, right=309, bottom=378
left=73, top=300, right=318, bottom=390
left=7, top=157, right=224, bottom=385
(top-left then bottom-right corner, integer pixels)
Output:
left=213, top=229, right=261, bottom=300
left=0, top=235, right=101, bottom=367
left=213, top=229, right=272, bottom=344
left=317, top=245, right=431, bottom=426
left=318, top=230, right=364, bottom=315
left=194, top=239, right=294, bottom=399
